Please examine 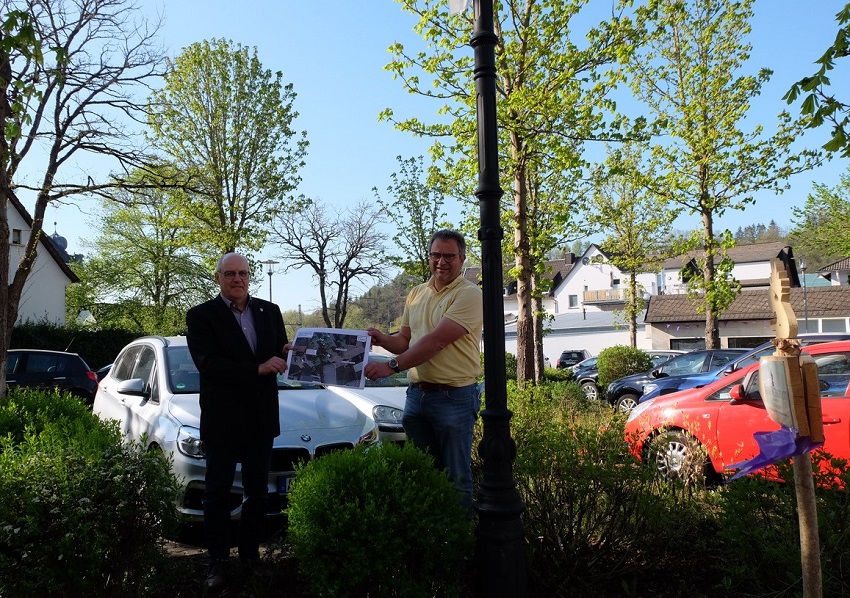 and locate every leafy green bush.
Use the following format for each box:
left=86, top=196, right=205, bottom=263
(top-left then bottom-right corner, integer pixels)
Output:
left=0, top=389, right=181, bottom=597
left=714, top=453, right=850, bottom=596
left=596, top=345, right=654, bottom=388
left=481, top=351, right=517, bottom=380
left=286, top=442, right=474, bottom=597
left=501, top=383, right=684, bottom=595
